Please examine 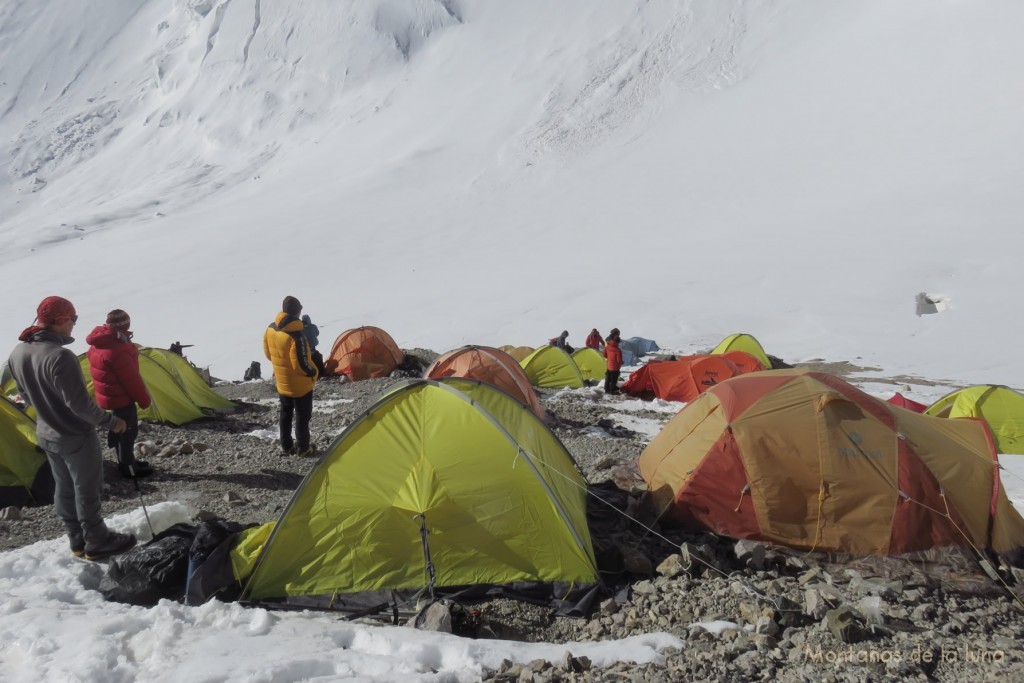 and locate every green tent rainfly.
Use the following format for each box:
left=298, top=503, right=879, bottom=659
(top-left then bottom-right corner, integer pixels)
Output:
left=242, top=378, right=598, bottom=604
